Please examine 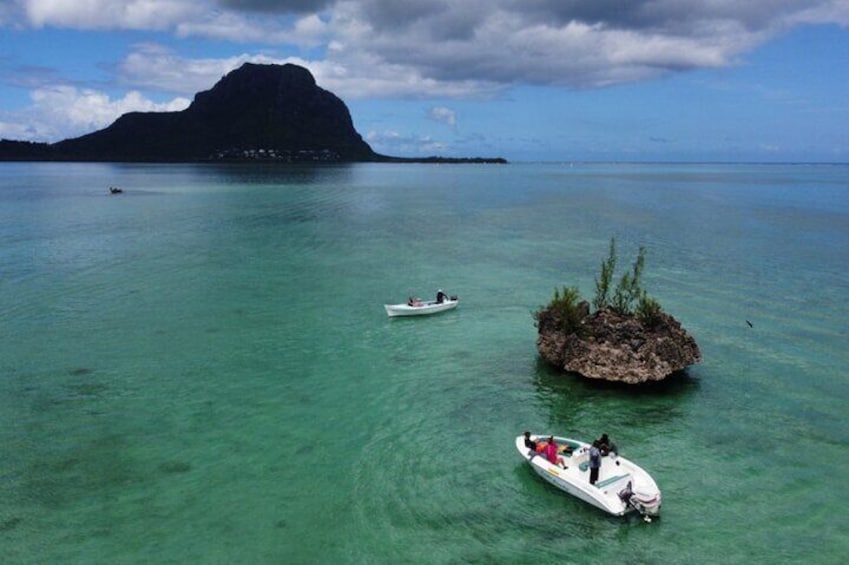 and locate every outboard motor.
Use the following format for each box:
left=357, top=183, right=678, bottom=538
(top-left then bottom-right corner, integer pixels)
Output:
left=619, top=481, right=661, bottom=522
